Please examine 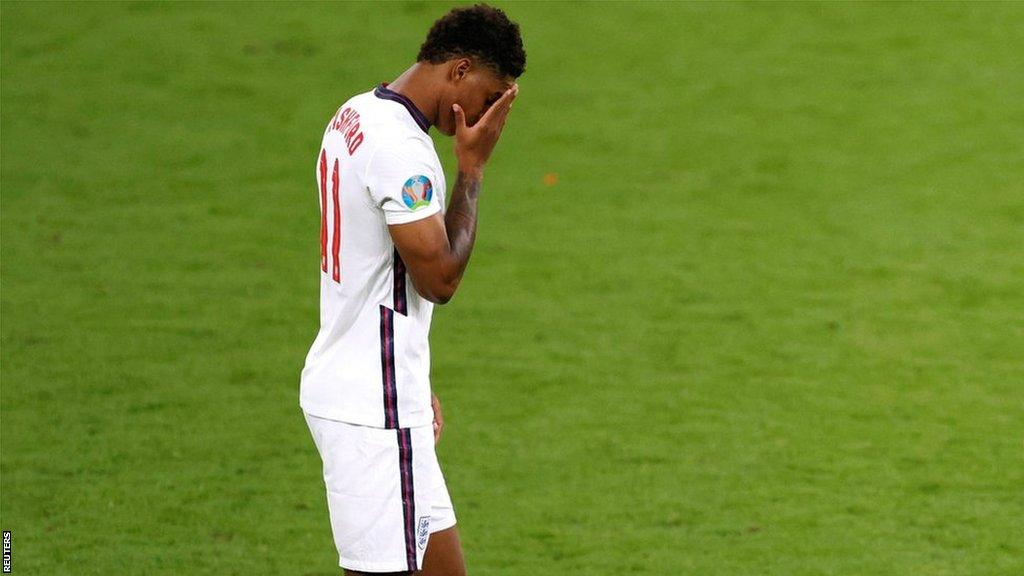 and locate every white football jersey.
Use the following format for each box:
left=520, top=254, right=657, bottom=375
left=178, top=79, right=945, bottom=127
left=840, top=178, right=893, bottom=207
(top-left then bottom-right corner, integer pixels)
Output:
left=300, top=83, right=447, bottom=429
